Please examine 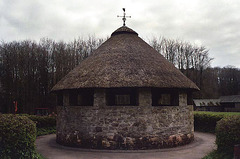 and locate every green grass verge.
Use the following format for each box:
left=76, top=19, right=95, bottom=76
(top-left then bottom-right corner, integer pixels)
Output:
left=37, top=153, right=47, bottom=159
left=37, top=127, right=56, bottom=136
left=202, top=150, right=233, bottom=159
left=194, top=111, right=240, bottom=116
